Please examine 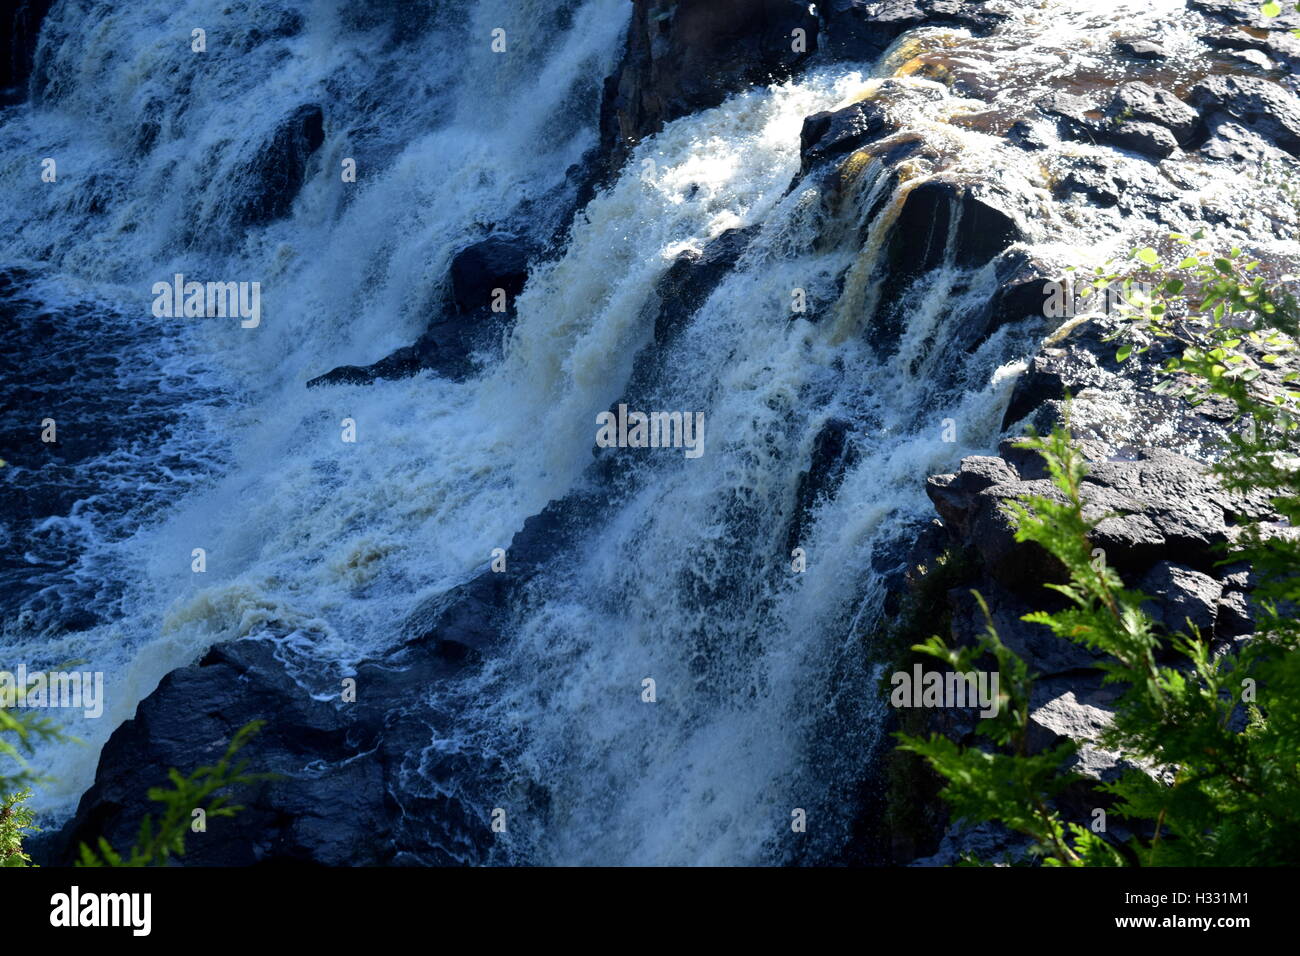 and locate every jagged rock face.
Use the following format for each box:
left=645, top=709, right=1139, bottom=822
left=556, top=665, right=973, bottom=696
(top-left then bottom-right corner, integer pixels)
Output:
left=902, top=305, right=1291, bottom=862
left=600, top=0, right=819, bottom=166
